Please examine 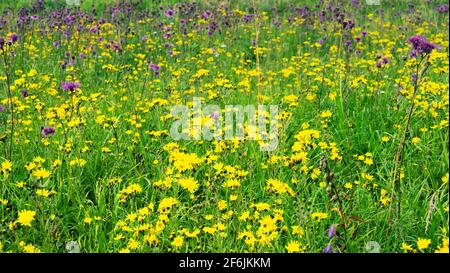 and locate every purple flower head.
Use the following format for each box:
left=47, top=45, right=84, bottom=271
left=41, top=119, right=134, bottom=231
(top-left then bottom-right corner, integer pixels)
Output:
left=407, top=35, right=439, bottom=57
left=351, top=0, right=360, bottom=7
left=436, top=4, right=449, bottom=14
left=323, top=245, right=332, bottom=253
left=361, top=31, right=367, bottom=37
left=63, top=30, right=70, bottom=39
left=0, top=105, right=5, bottom=112
left=149, top=63, right=160, bottom=71
left=411, top=73, right=417, bottom=83
left=149, top=64, right=160, bottom=76
left=41, top=126, right=55, bottom=137
left=342, top=20, right=354, bottom=30
left=0, top=37, right=5, bottom=49
left=21, top=89, right=29, bottom=98
left=407, top=36, right=422, bottom=46
left=61, top=81, right=80, bottom=92
left=112, top=43, right=121, bottom=52
left=201, top=10, right=211, bottom=19
left=164, top=9, right=174, bottom=18
left=79, top=52, right=86, bottom=59
left=210, top=112, right=220, bottom=119
left=8, top=33, right=19, bottom=43
left=377, top=56, right=390, bottom=68
left=327, top=224, right=336, bottom=239
left=243, top=14, right=254, bottom=22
